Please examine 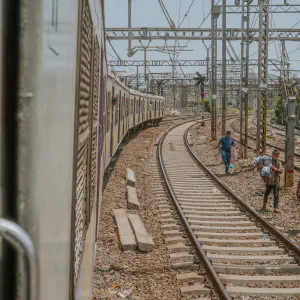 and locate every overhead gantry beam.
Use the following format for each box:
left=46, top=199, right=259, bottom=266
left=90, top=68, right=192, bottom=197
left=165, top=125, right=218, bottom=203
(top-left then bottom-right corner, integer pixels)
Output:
left=108, top=59, right=281, bottom=67
left=106, top=27, right=300, bottom=42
